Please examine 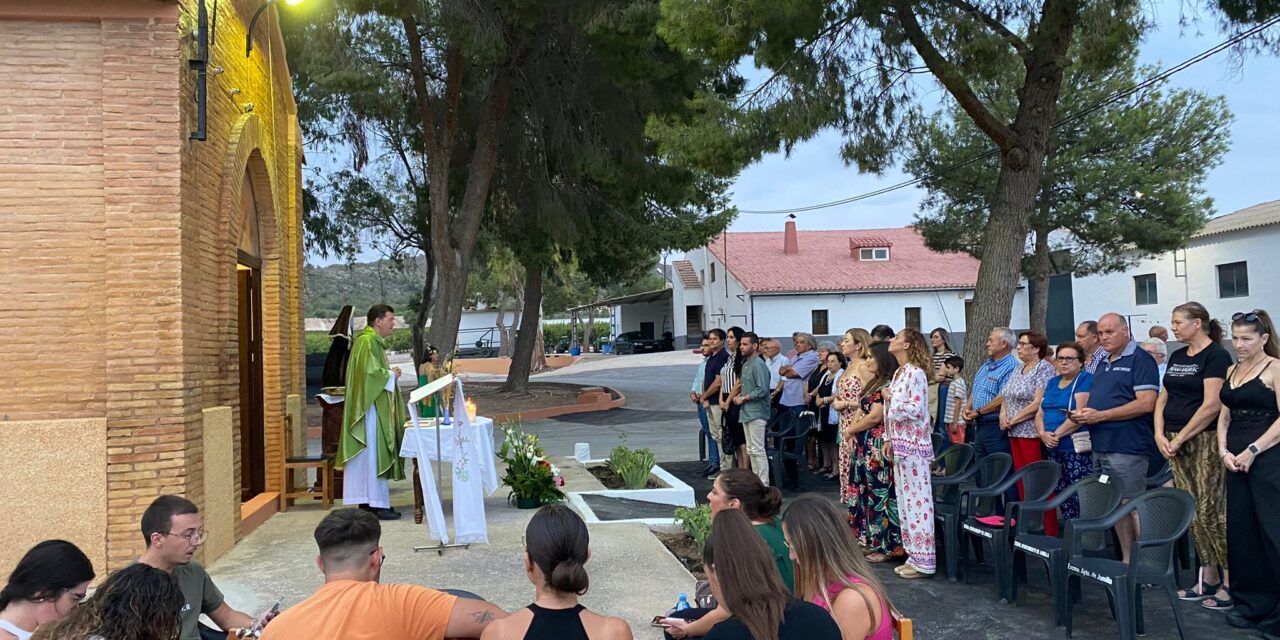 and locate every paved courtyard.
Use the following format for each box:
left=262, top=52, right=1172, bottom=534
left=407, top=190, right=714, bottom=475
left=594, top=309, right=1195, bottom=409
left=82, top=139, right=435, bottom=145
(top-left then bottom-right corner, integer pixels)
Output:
left=211, top=352, right=1255, bottom=639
